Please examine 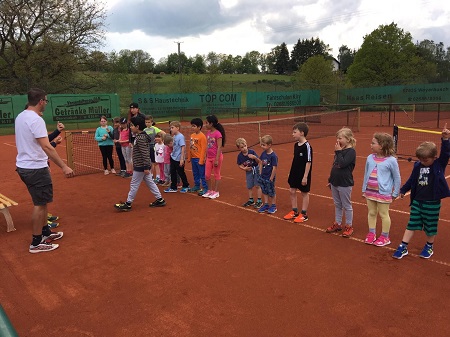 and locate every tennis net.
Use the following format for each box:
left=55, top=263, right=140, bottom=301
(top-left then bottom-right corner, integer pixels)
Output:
left=66, top=108, right=360, bottom=175
left=393, top=124, right=442, bottom=161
